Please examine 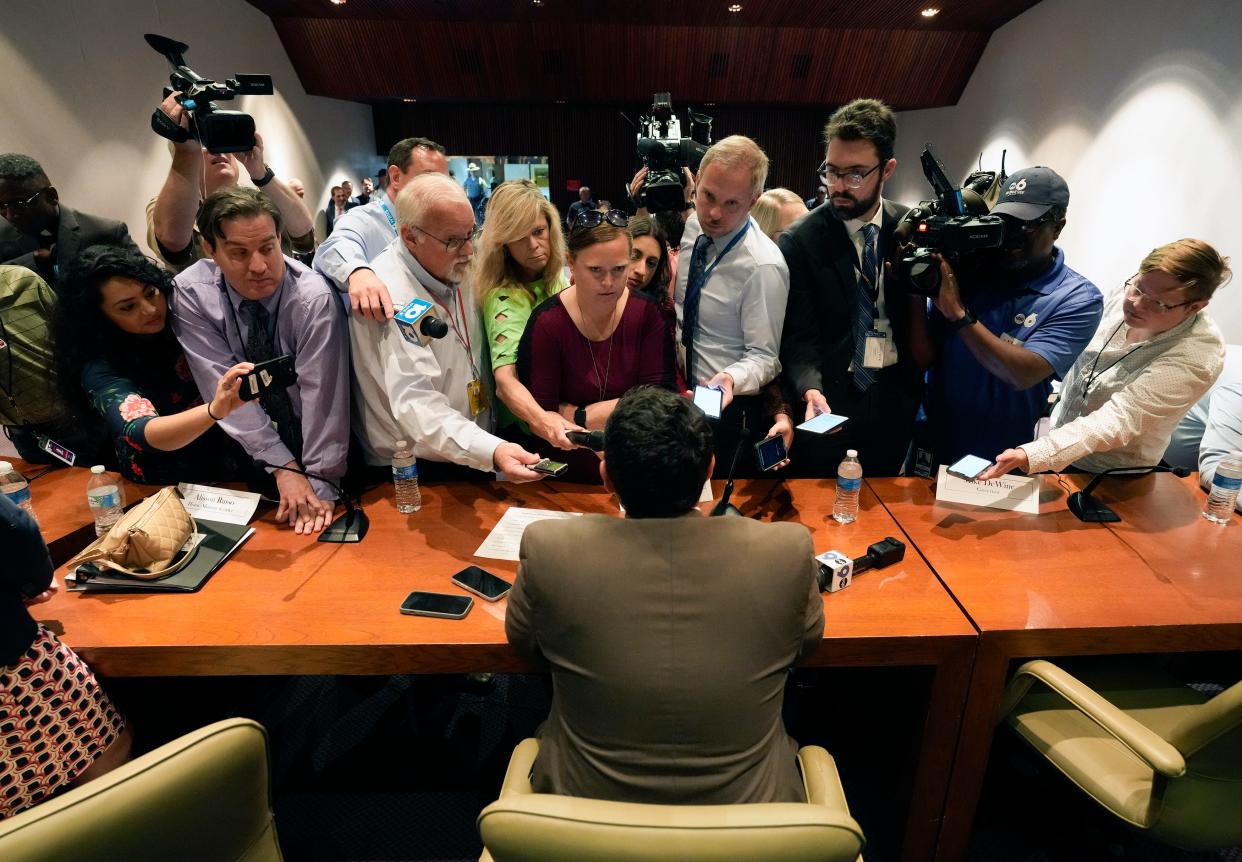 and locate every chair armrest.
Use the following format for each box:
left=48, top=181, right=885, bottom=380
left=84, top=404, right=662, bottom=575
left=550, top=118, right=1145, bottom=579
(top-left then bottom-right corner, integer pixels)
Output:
left=797, top=746, right=851, bottom=812
left=1000, top=660, right=1186, bottom=778
left=498, top=738, right=540, bottom=798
